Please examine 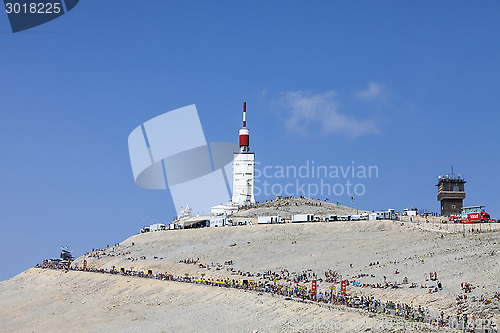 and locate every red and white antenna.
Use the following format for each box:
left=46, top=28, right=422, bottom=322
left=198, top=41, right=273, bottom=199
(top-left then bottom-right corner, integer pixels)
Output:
left=239, top=101, right=250, bottom=152
left=243, top=101, right=247, bottom=127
